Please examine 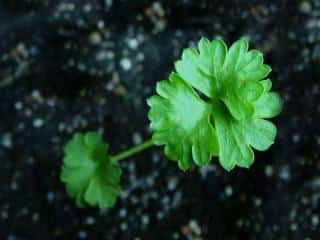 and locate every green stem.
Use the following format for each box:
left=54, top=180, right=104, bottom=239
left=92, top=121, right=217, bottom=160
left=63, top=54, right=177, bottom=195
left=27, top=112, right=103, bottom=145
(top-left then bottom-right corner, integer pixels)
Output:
left=110, top=139, right=154, bottom=162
